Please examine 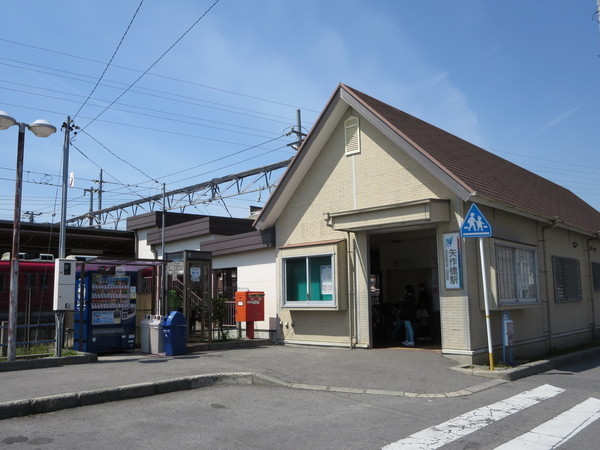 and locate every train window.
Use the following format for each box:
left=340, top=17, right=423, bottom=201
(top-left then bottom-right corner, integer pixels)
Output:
left=0, top=274, right=5, bottom=292
left=26, top=274, right=35, bottom=289
left=40, top=274, right=49, bottom=290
